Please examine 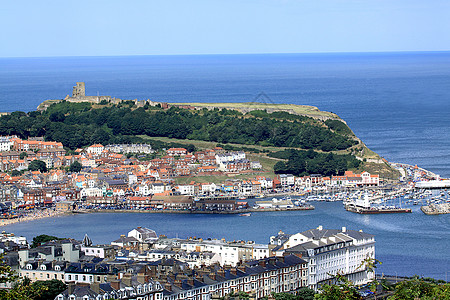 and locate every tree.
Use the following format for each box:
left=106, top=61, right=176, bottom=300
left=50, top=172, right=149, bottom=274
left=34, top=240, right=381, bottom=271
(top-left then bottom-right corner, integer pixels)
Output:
left=31, top=280, right=66, bottom=300
left=49, top=111, right=65, bottom=122
left=0, top=254, right=44, bottom=299
left=11, top=170, right=22, bottom=177
left=69, top=161, right=82, bottom=173
left=388, top=276, right=450, bottom=300
left=297, top=288, right=316, bottom=300
left=31, top=234, right=64, bottom=248
left=28, top=160, right=47, bottom=172
left=19, top=152, right=28, bottom=159
left=314, top=272, right=362, bottom=300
